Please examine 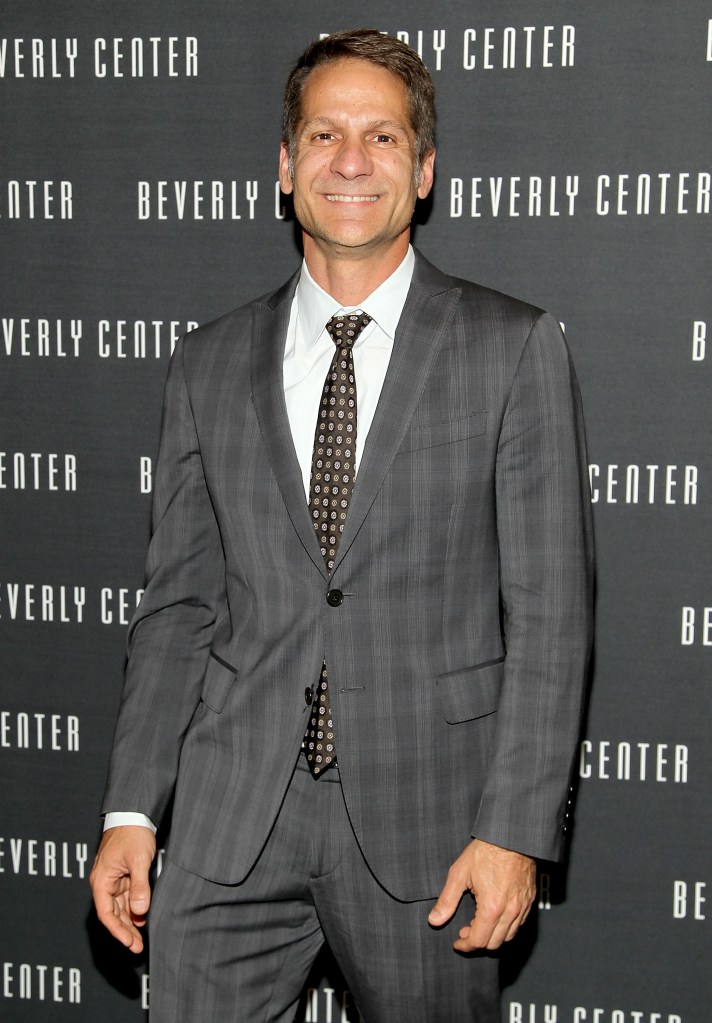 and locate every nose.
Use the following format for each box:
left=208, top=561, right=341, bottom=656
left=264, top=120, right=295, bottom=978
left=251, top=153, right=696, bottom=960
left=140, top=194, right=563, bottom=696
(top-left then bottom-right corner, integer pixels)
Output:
left=329, top=137, right=373, bottom=179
